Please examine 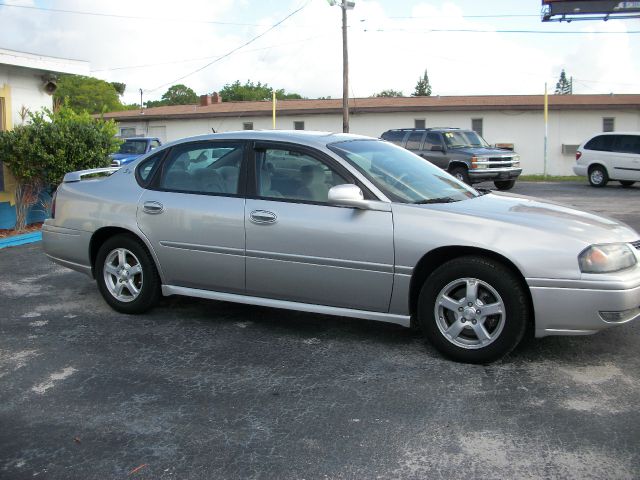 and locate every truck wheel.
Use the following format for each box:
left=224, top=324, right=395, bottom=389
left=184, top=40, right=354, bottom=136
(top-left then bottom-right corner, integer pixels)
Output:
left=418, top=256, right=529, bottom=364
left=493, top=179, right=516, bottom=190
left=449, top=166, right=471, bottom=185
